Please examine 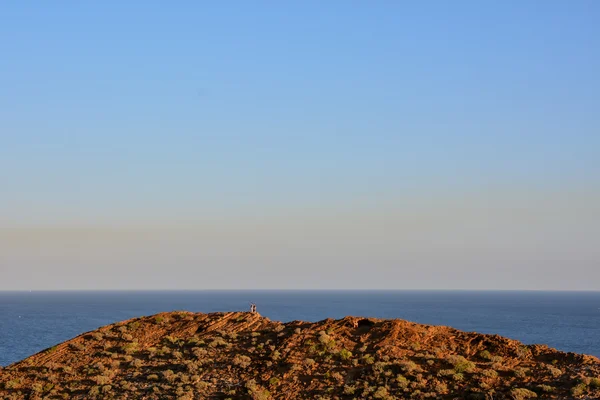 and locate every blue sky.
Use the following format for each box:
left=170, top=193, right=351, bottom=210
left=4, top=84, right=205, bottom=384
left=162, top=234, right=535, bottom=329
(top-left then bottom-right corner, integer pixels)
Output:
left=1, top=2, right=599, bottom=289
